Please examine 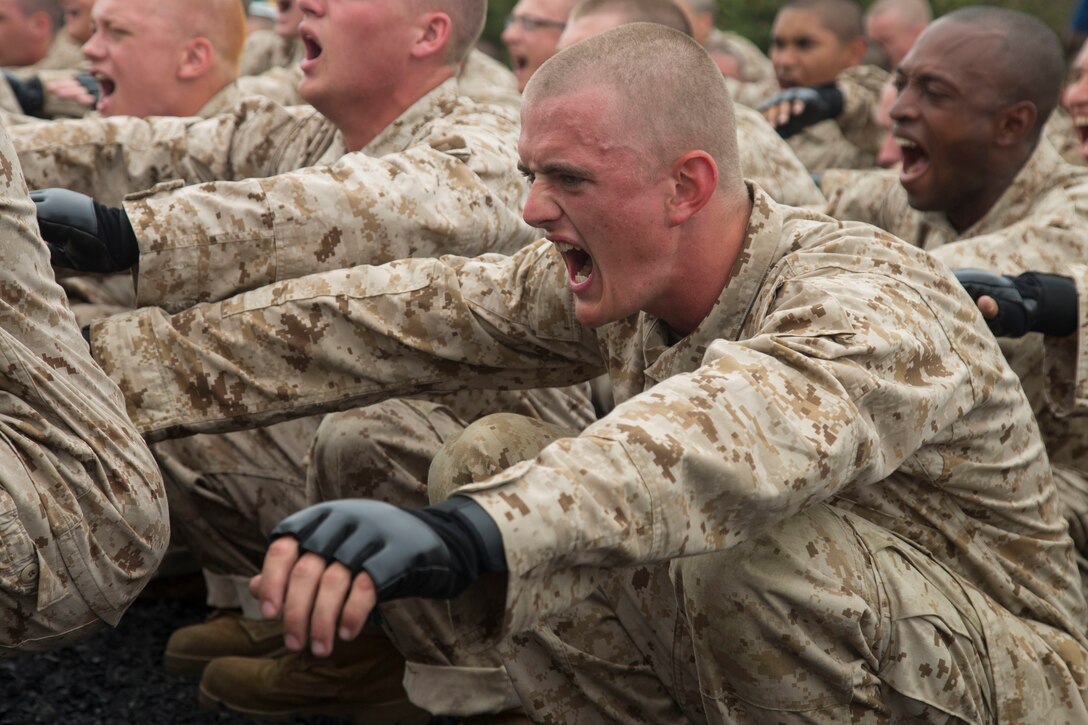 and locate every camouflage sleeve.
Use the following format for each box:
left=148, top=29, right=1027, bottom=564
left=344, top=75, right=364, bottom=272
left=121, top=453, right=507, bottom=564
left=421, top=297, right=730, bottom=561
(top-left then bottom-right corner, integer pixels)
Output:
left=821, top=168, right=901, bottom=228
left=0, top=124, right=167, bottom=653
left=449, top=245, right=981, bottom=647
left=10, top=97, right=310, bottom=205
left=834, top=65, right=889, bottom=156
left=89, top=241, right=605, bottom=440
left=734, top=105, right=825, bottom=208
left=1040, top=265, right=1088, bottom=417
left=126, top=105, right=538, bottom=312
left=235, top=66, right=305, bottom=107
